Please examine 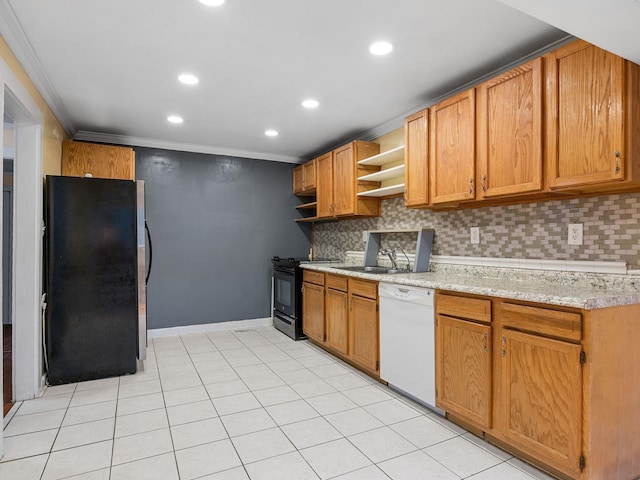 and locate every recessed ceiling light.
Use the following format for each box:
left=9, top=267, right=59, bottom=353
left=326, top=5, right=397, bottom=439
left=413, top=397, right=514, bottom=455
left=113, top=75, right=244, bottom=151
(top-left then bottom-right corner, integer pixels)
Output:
left=369, top=41, right=393, bottom=56
left=265, top=129, right=279, bottom=137
left=167, top=115, right=184, bottom=124
left=178, top=73, right=199, bottom=85
left=199, top=0, right=225, bottom=6
left=302, top=99, right=319, bottom=109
